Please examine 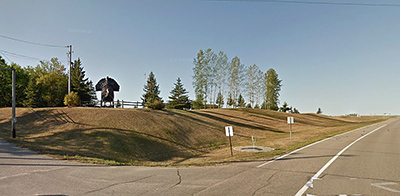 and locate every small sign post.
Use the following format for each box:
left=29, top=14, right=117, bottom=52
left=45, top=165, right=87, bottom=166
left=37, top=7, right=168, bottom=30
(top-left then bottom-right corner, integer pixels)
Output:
left=225, top=126, right=234, bottom=156
left=287, top=117, right=294, bottom=140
